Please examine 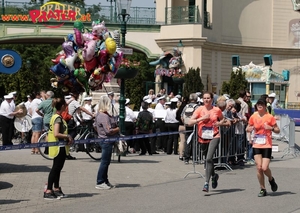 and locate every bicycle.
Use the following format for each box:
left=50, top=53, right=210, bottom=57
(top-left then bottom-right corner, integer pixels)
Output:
left=38, top=121, right=102, bottom=161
